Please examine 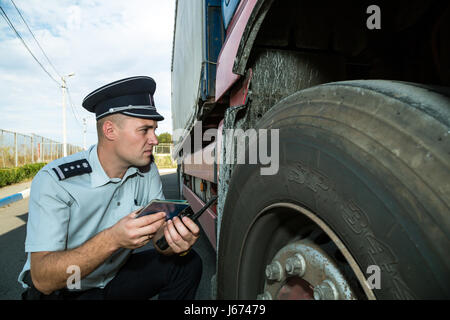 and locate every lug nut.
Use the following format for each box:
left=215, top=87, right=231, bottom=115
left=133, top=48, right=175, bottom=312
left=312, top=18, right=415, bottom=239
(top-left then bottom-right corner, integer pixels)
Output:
left=256, top=291, right=272, bottom=300
left=265, top=261, right=284, bottom=281
left=313, top=280, right=339, bottom=300
left=285, top=253, right=306, bottom=277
